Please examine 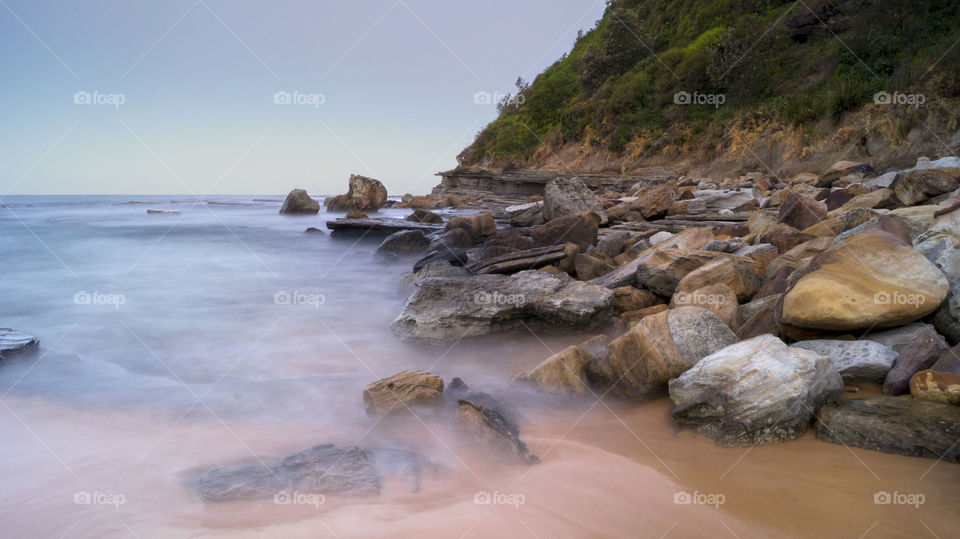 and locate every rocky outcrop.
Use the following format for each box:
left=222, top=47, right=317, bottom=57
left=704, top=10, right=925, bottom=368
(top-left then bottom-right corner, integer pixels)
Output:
left=817, top=397, right=960, bottom=461
left=392, top=270, right=613, bottom=342
left=325, top=175, right=389, bottom=212
left=670, top=335, right=844, bottom=446
left=514, top=345, right=593, bottom=396
left=0, top=328, right=38, bottom=360
left=455, top=400, right=539, bottom=465
left=362, top=371, right=445, bottom=418
left=543, top=177, right=606, bottom=223
left=279, top=189, right=320, bottom=214
left=791, top=339, right=897, bottom=383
